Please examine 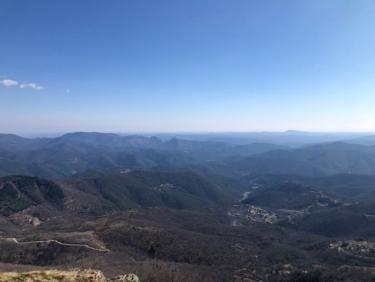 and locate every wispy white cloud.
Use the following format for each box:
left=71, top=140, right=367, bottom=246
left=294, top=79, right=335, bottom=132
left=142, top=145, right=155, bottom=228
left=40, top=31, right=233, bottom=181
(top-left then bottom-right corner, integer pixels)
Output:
left=0, top=77, right=45, bottom=91
left=0, top=79, right=19, bottom=87
left=20, top=83, right=44, bottom=91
